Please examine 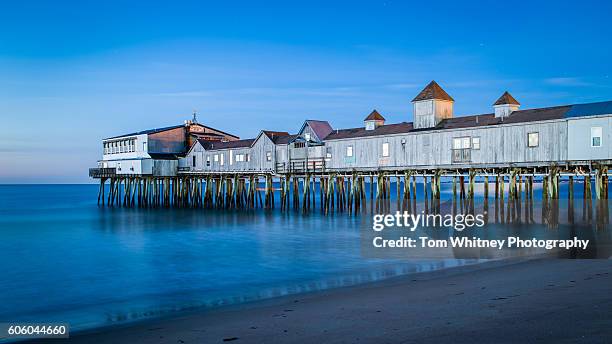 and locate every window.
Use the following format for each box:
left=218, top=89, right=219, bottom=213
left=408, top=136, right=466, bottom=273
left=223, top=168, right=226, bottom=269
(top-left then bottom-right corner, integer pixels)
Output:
left=220, top=154, right=224, bottom=165
left=229, top=150, right=233, bottom=165
left=452, top=137, right=471, bottom=163
left=304, top=133, right=311, bottom=141
left=245, top=154, right=250, bottom=162
left=472, top=137, right=480, bottom=150
left=528, top=132, right=539, bottom=148
left=346, top=146, right=353, bottom=157
left=326, top=147, right=332, bottom=159
left=294, top=142, right=305, bottom=148
left=192, top=155, right=196, bottom=167
left=206, top=157, right=211, bottom=167
left=266, top=151, right=272, bottom=161
left=214, top=154, right=219, bottom=162
left=382, top=142, right=389, bottom=157
left=591, top=127, right=602, bottom=147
